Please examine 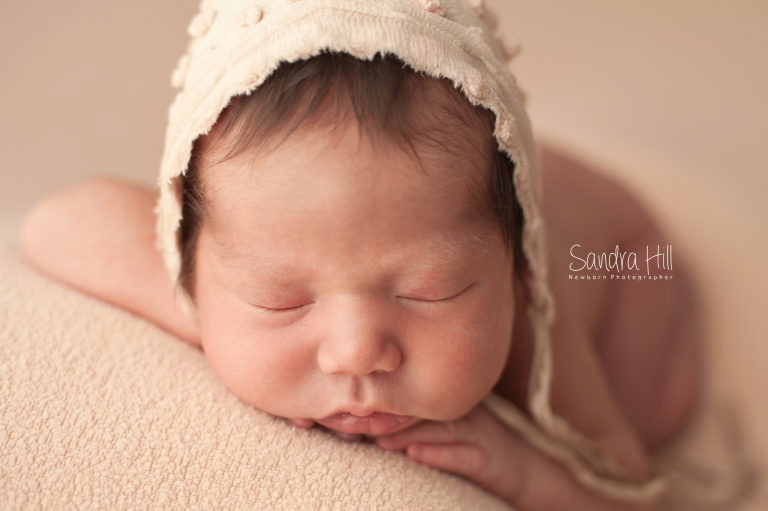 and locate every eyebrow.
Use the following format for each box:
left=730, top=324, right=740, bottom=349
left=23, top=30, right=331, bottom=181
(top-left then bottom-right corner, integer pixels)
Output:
left=213, top=226, right=496, bottom=288
left=399, top=229, right=495, bottom=275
